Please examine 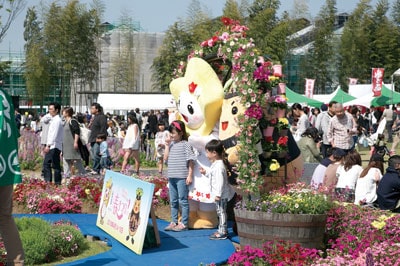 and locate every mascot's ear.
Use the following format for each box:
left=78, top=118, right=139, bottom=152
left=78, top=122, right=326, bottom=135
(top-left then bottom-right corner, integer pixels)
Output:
left=170, top=57, right=224, bottom=135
